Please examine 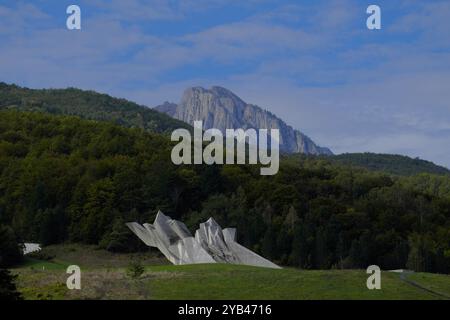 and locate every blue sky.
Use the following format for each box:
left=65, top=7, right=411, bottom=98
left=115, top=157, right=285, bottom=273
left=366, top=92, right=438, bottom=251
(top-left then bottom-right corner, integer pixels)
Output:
left=1, top=0, right=450, bottom=167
